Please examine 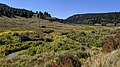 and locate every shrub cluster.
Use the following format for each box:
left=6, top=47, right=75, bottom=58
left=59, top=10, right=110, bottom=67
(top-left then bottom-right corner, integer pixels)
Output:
left=103, top=32, right=120, bottom=52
